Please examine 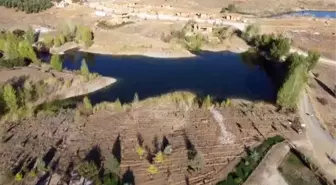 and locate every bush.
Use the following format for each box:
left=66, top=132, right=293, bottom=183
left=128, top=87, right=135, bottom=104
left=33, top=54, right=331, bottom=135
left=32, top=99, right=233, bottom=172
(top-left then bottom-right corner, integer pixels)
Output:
left=3, top=84, right=18, bottom=112
left=53, top=37, right=62, bottom=47
left=50, top=54, right=62, bottom=71
left=213, top=27, right=234, bottom=42
left=184, top=34, right=204, bottom=53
